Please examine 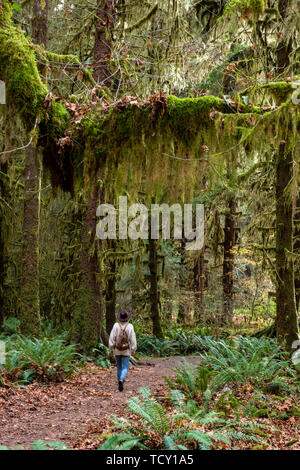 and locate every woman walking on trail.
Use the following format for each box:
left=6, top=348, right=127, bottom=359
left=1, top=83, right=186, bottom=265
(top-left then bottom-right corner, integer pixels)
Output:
left=109, top=310, right=137, bottom=392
